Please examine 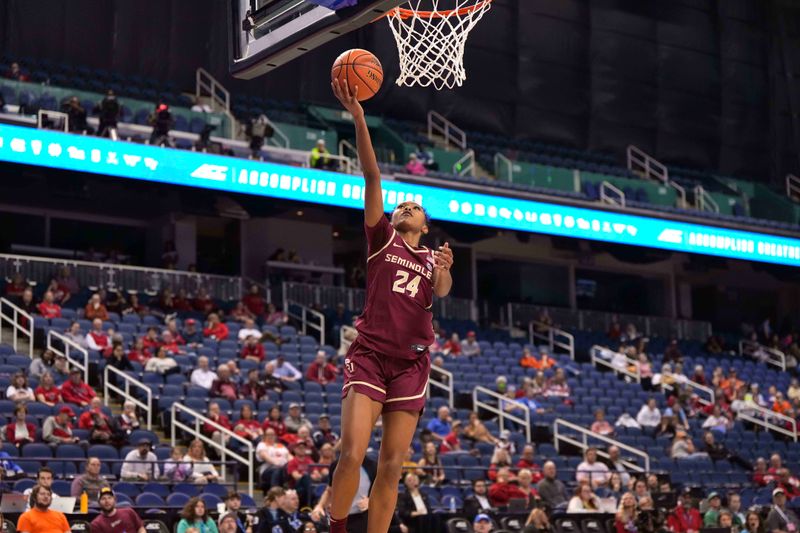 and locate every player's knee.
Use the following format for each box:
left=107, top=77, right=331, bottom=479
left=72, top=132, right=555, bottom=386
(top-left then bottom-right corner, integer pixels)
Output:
left=377, top=453, right=405, bottom=481
left=337, top=445, right=367, bottom=471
